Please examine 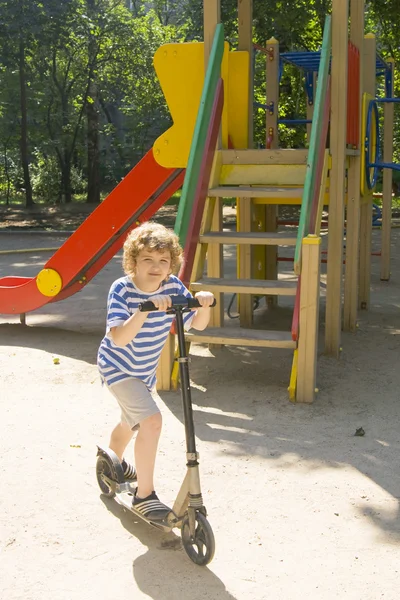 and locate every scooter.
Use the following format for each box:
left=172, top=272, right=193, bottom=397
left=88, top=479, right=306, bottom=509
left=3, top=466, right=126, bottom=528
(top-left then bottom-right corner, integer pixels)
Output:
left=96, top=295, right=216, bottom=566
